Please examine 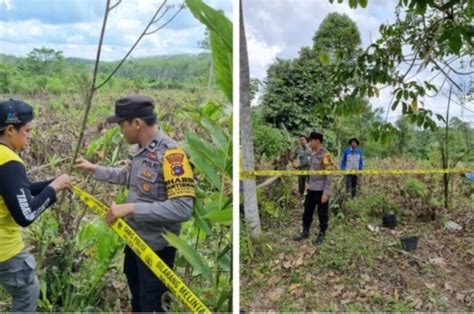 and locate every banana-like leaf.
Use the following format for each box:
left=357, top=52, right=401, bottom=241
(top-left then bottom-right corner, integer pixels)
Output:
left=193, top=199, right=213, bottom=235
left=162, top=231, right=212, bottom=281
left=203, top=208, right=232, bottom=225
left=201, top=118, right=229, bottom=152
left=185, top=0, right=232, bottom=102
left=187, top=133, right=227, bottom=171
left=204, top=193, right=231, bottom=214
left=185, top=141, right=222, bottom=189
